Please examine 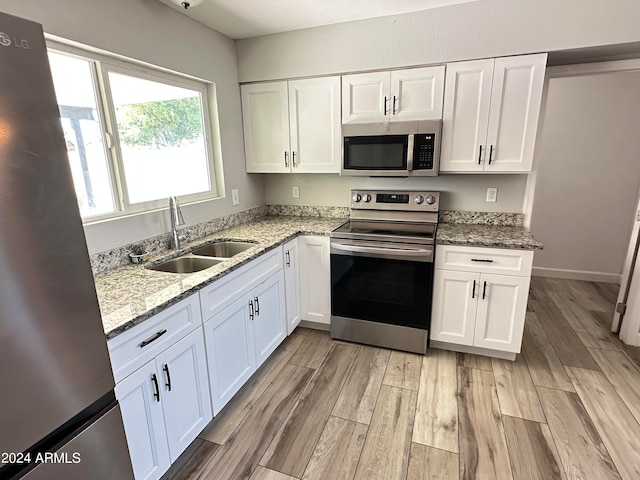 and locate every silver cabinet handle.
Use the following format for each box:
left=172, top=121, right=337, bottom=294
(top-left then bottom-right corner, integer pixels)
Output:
left=472, top=280, right=476, bottom=299
left=478, top=145, right=483, bottom=164
left=488, top=145, right=494, bottom=165
left=292, top=151, right=297, bottom=167
left=286, top=250, right=291, bottom=267
left=471, top=258, right=494, bottom=263
left=249, top=300, right=254, bottom=320
left=383, top=96, right=388, bottom=115
left=392, top=95, right=398, bottom=114
left=482, top=281, right=488, bottom=300
left=284, top=151, right=289, bottom=167
left=254, top=296, right=260, bottom=316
